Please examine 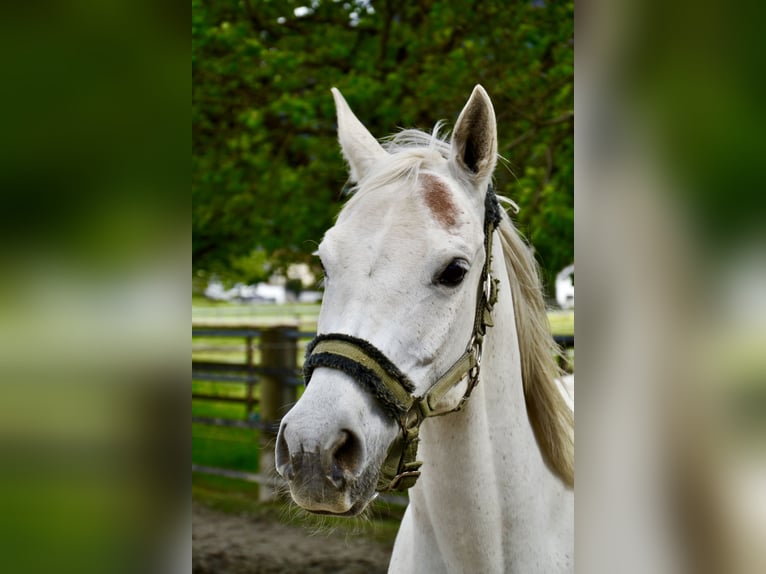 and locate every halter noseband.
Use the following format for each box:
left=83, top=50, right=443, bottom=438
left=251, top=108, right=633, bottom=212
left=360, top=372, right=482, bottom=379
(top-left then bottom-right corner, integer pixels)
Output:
left=303, top=188, right=502, bottom=491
